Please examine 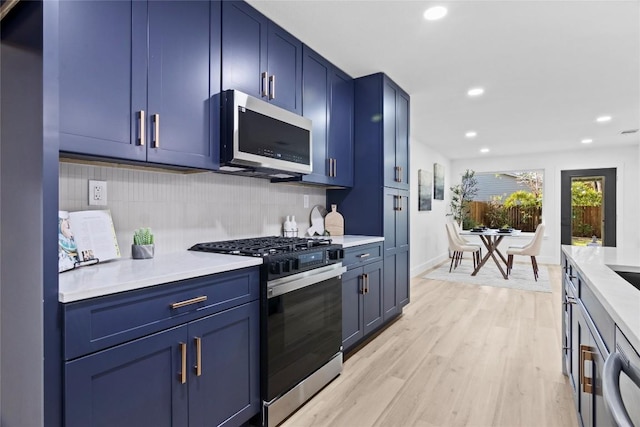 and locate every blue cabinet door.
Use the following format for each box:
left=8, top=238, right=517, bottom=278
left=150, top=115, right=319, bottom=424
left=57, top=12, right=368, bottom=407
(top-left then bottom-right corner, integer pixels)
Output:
left=382, top=77, right=410, bottom=190
left=221, top=1, right=268, bottom=99
left=146, top=0, right=219, bottom=169
left=302, top=46, right=330, bottom=185
left=267, top=23, right=302, bottom=114
left=58, top=0, right=147, bottom=161
left=396, top=249, right=410, bottom=309
left=328, top=67, right=354, bottom=187
left=188, top=301, right=260, bottom=427
left=342, top=268, right=364, bottom=351
left=362, top=261, right=384, bottom=335
left=64, top=325, right=189, bottom=427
